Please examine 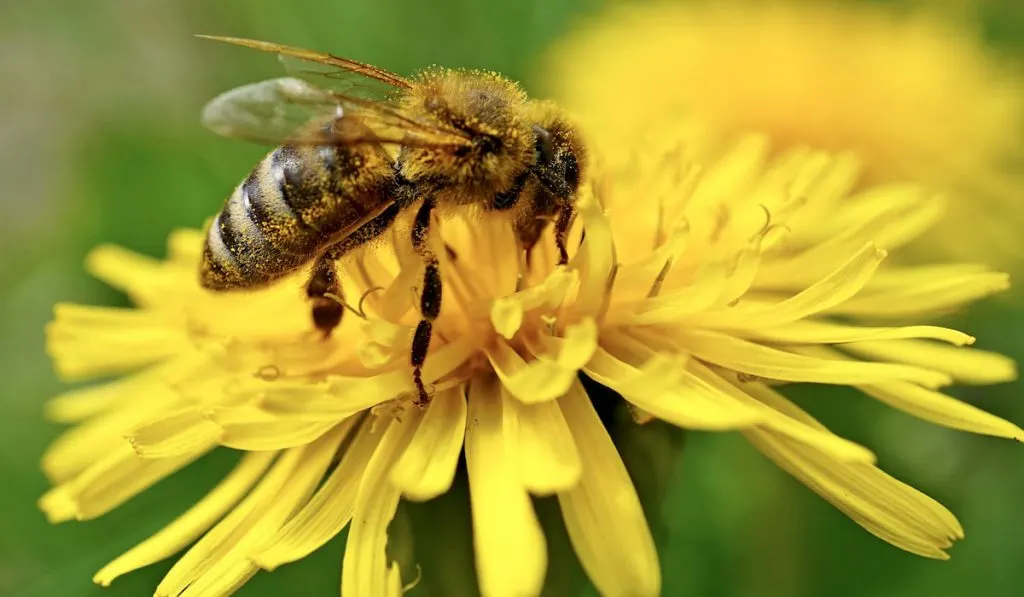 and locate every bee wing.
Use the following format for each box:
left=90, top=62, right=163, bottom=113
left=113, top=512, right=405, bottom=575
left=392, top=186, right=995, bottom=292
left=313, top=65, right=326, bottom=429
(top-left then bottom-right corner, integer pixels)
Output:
left=201, top=77, right=334, bottom=144
left=275, top=53, right=399, bottom=103
left=201, top=77, right=471, bottom=149
left=197, top=35, right=414, bottom=91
